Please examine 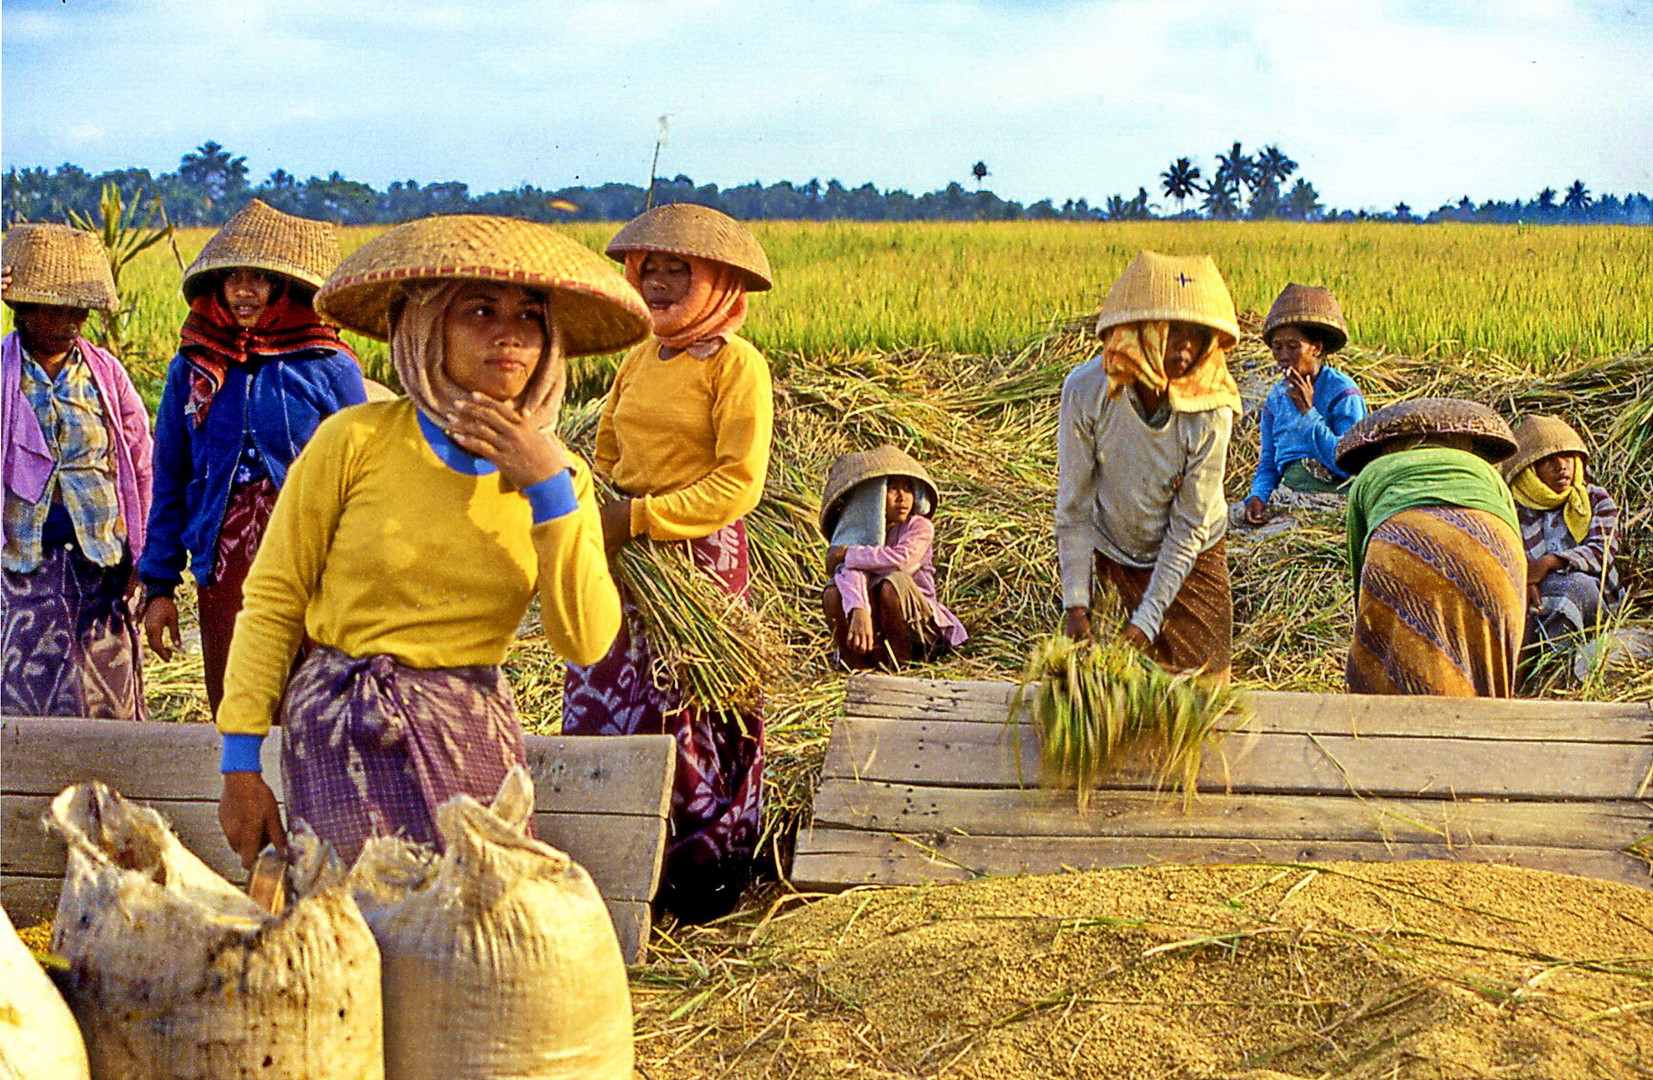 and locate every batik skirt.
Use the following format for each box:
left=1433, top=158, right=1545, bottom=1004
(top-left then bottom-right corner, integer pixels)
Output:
left=2, top=542, right=145, bottom=720
left=562, top=520, right=765, bottom=923
left=280, top=644, right=529, bottom=866
left=1347, top=507, right=1525, bottom=698
left=197, top=479, right=278, bottom=715
left=1094, top=540, right=1233, bottom=683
